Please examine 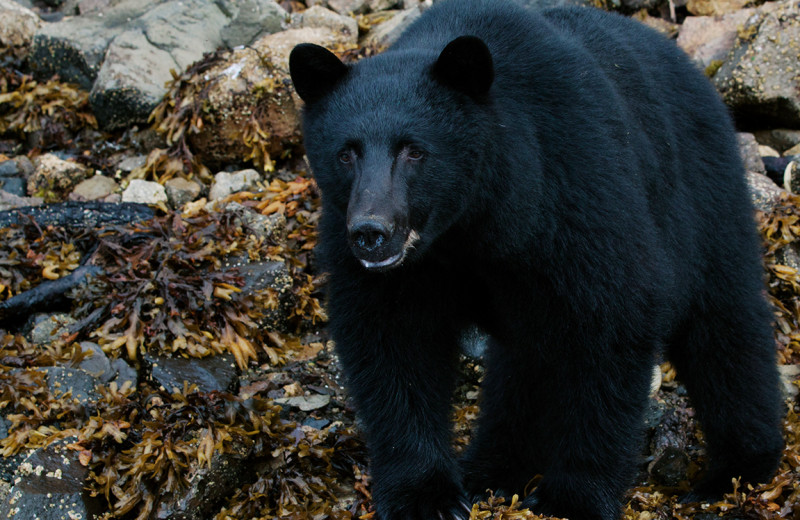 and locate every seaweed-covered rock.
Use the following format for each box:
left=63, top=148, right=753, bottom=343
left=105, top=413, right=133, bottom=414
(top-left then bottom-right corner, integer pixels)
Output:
left=28, top=154, right=90, bottom=201
left=0, top=0, right=41, bottom=59
left=184, top=27, right=356, bottom=170
left=148, top=352, right=238, bottom=394
left=713, top=1, right=800, bottom=127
